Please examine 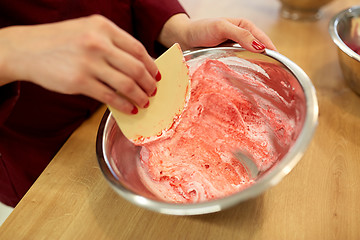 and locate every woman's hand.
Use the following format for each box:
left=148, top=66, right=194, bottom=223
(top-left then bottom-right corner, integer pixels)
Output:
left=158, top=14, right=276, bottom=52
left=0, top=15, right=160, bottom=114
